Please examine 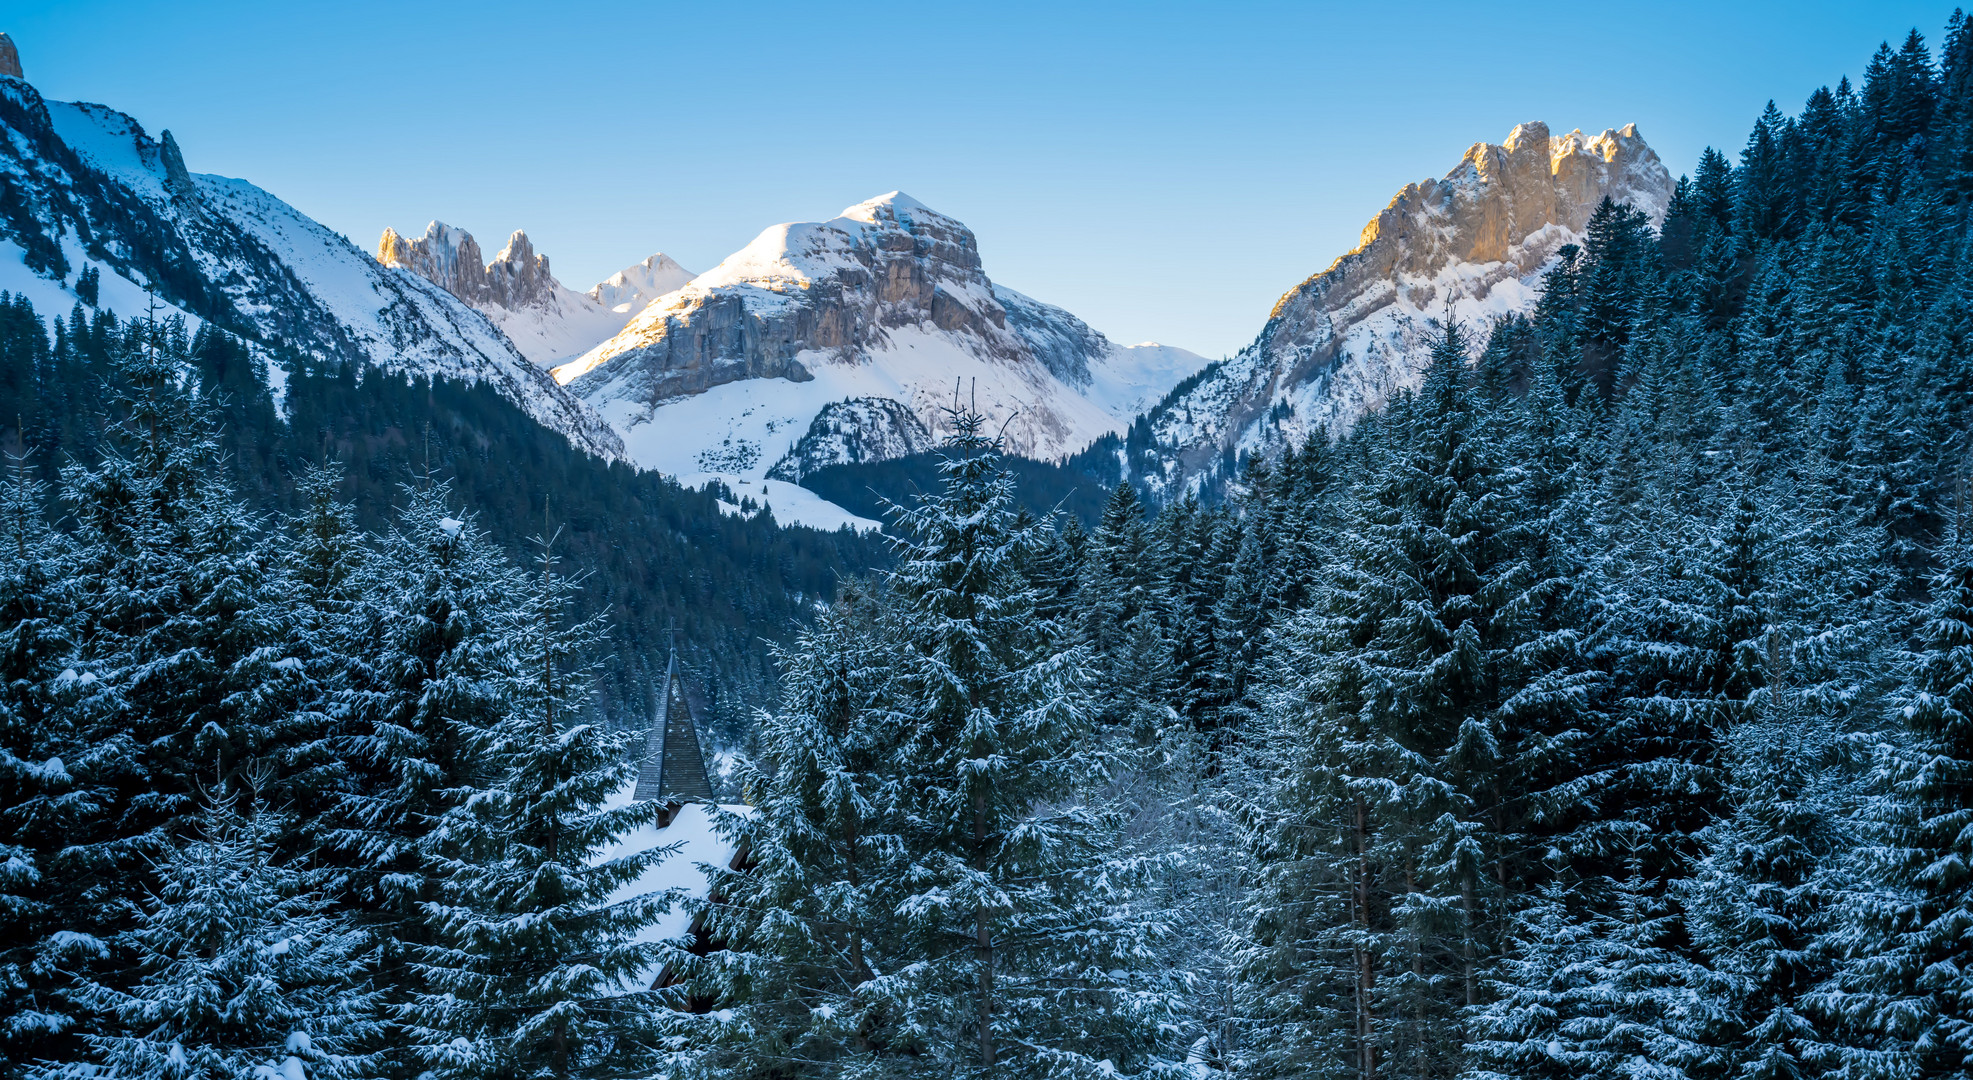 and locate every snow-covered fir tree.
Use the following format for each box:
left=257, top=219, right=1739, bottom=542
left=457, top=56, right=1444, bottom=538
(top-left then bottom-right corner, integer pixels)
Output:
left=36, top=781, right=379, bottom=1080
left=0, top=450, right=80, bottom=1078
left=671, top=410, right=1181, bottom=1078
left=403, top=526, right=671, bottom=1080
left=314, top=484, right=538, bottom=1066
